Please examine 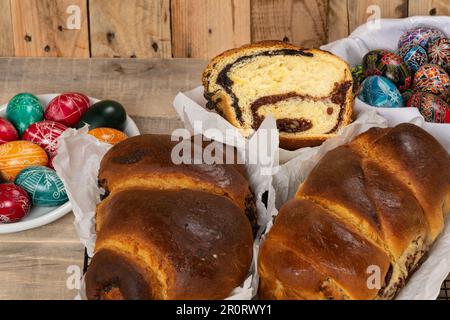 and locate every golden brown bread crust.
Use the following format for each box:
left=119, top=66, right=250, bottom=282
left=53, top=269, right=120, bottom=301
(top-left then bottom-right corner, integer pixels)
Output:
left=259, top=124, right=450, bottom=300
left=87, top=134, right=256, bottom=300
left=259, top=199, right=391, bottom=300
left=87, top=189, right=253, bottom=300
left=202, top=41, right=354, bottom=150
left=350, top=123, right=450, bottom=243
left=98, top=134, right=256, bottom=229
